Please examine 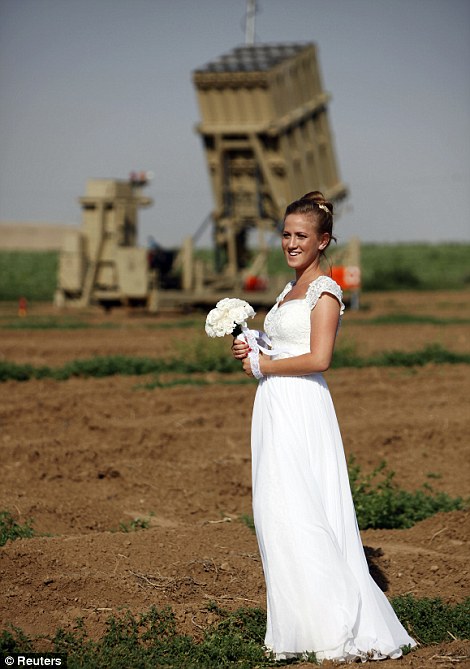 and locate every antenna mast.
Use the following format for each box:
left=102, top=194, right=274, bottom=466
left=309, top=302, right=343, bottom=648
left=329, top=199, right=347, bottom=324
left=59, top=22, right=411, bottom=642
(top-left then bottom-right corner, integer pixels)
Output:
left=245, top=0, right=256, bottom=44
